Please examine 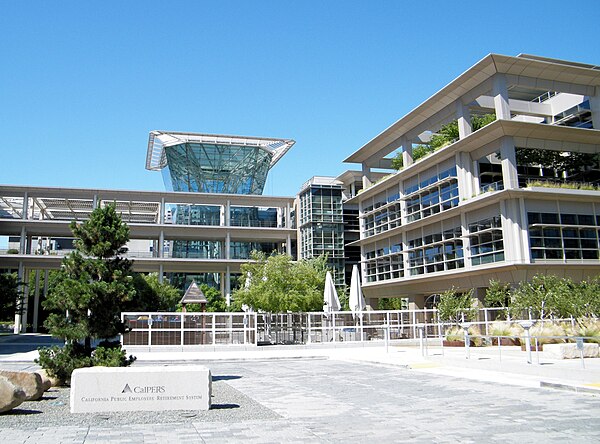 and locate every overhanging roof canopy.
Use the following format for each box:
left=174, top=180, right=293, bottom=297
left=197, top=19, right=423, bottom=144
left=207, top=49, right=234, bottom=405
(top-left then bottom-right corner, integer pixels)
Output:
left=344, top=53, right=600, bottom=165
left=146, top=131, right=295, bottom=171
